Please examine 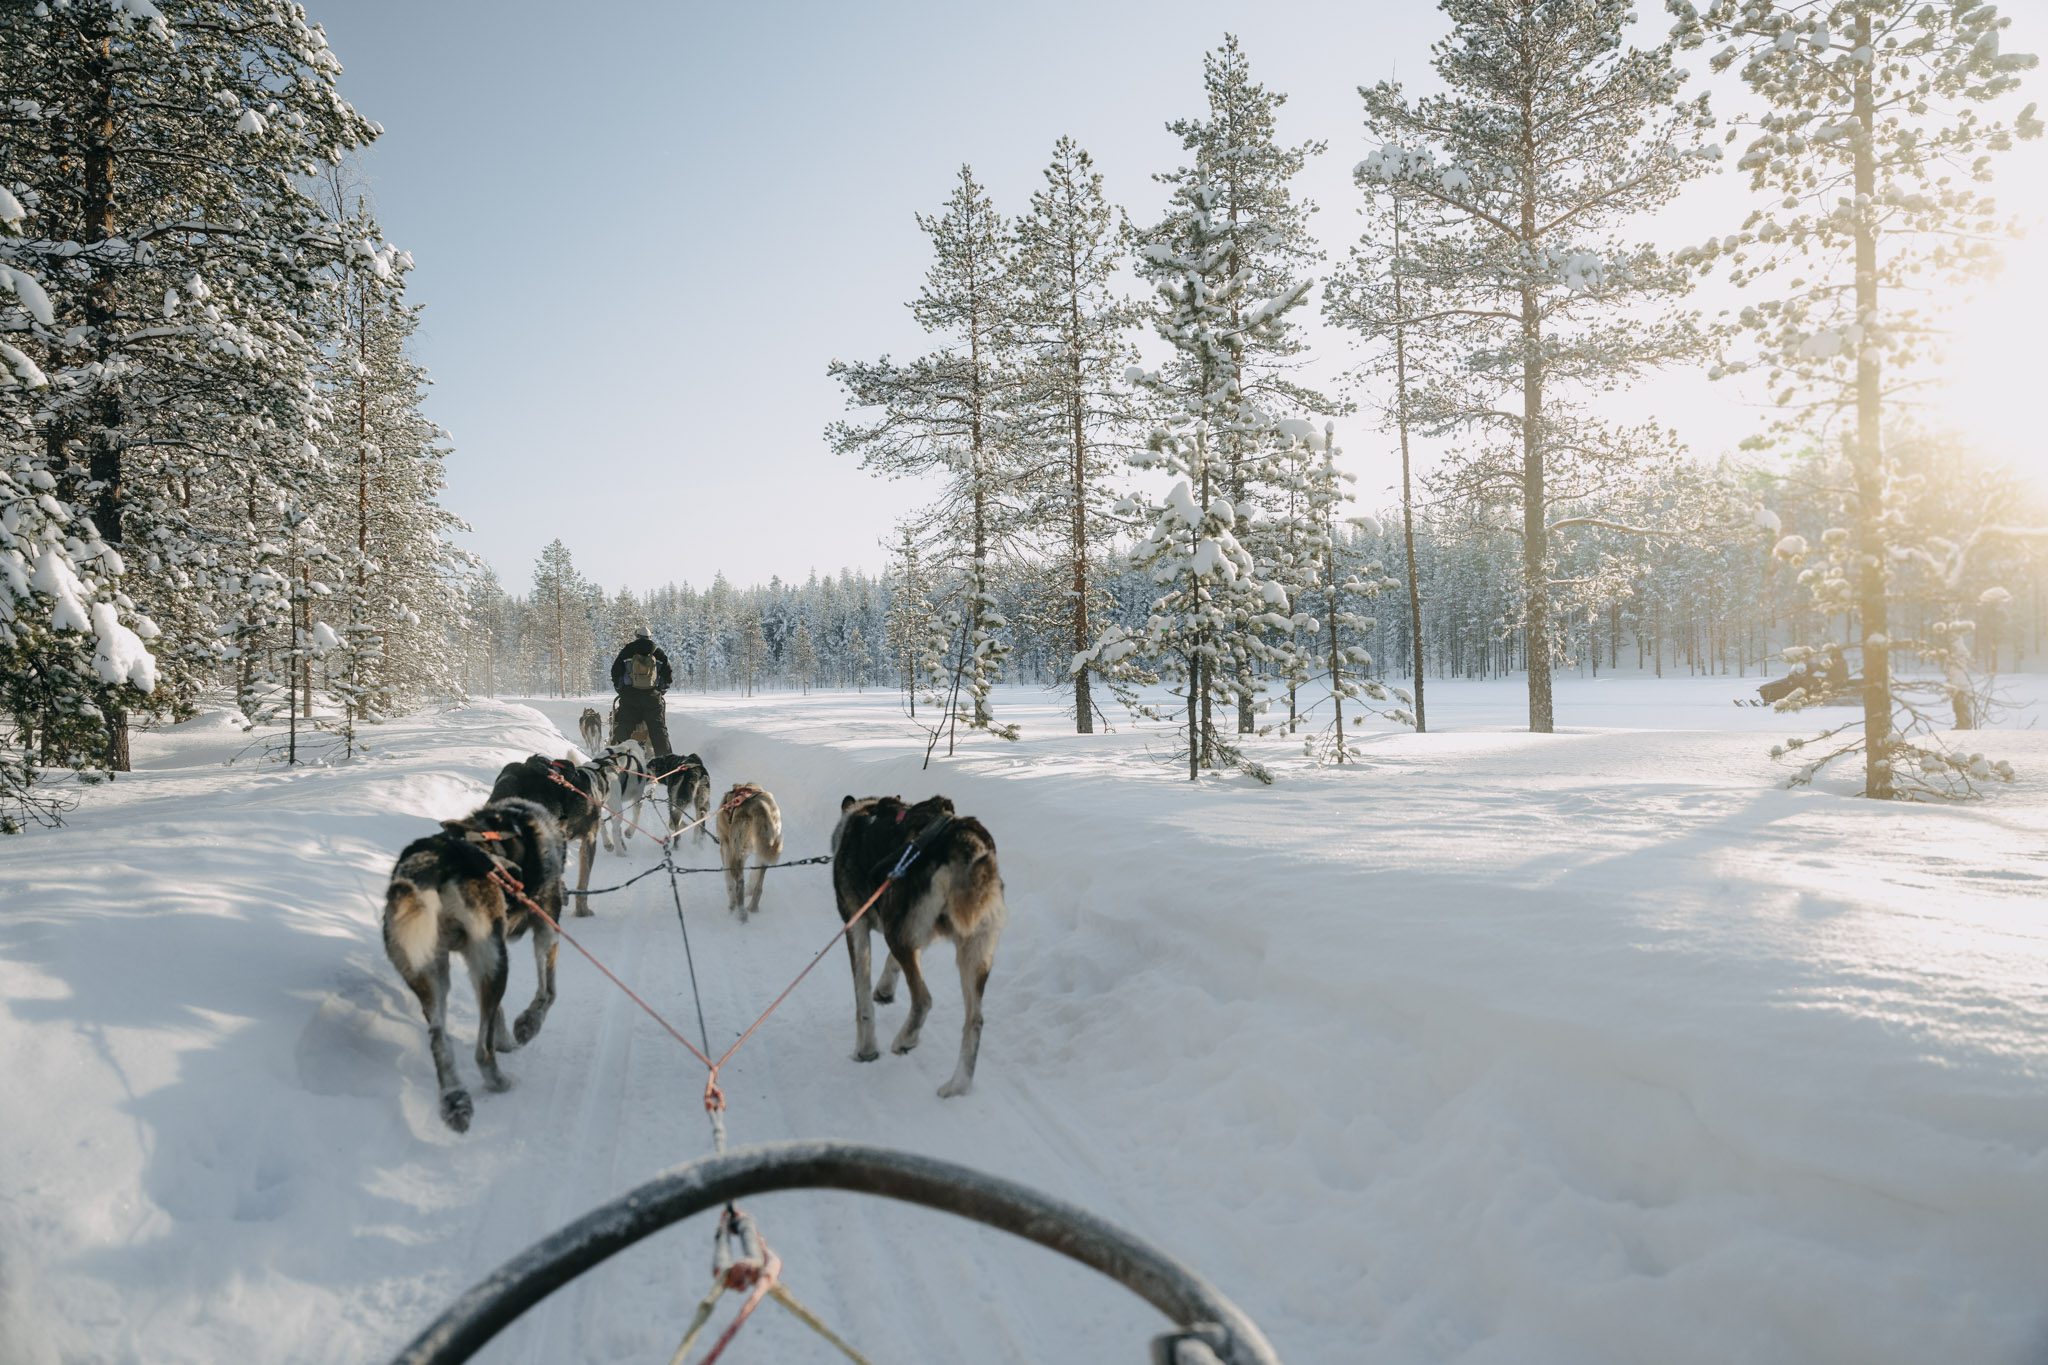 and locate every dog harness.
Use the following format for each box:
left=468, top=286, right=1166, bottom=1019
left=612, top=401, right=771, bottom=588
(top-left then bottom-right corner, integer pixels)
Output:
left=720, top=784, right=762, bottom=817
